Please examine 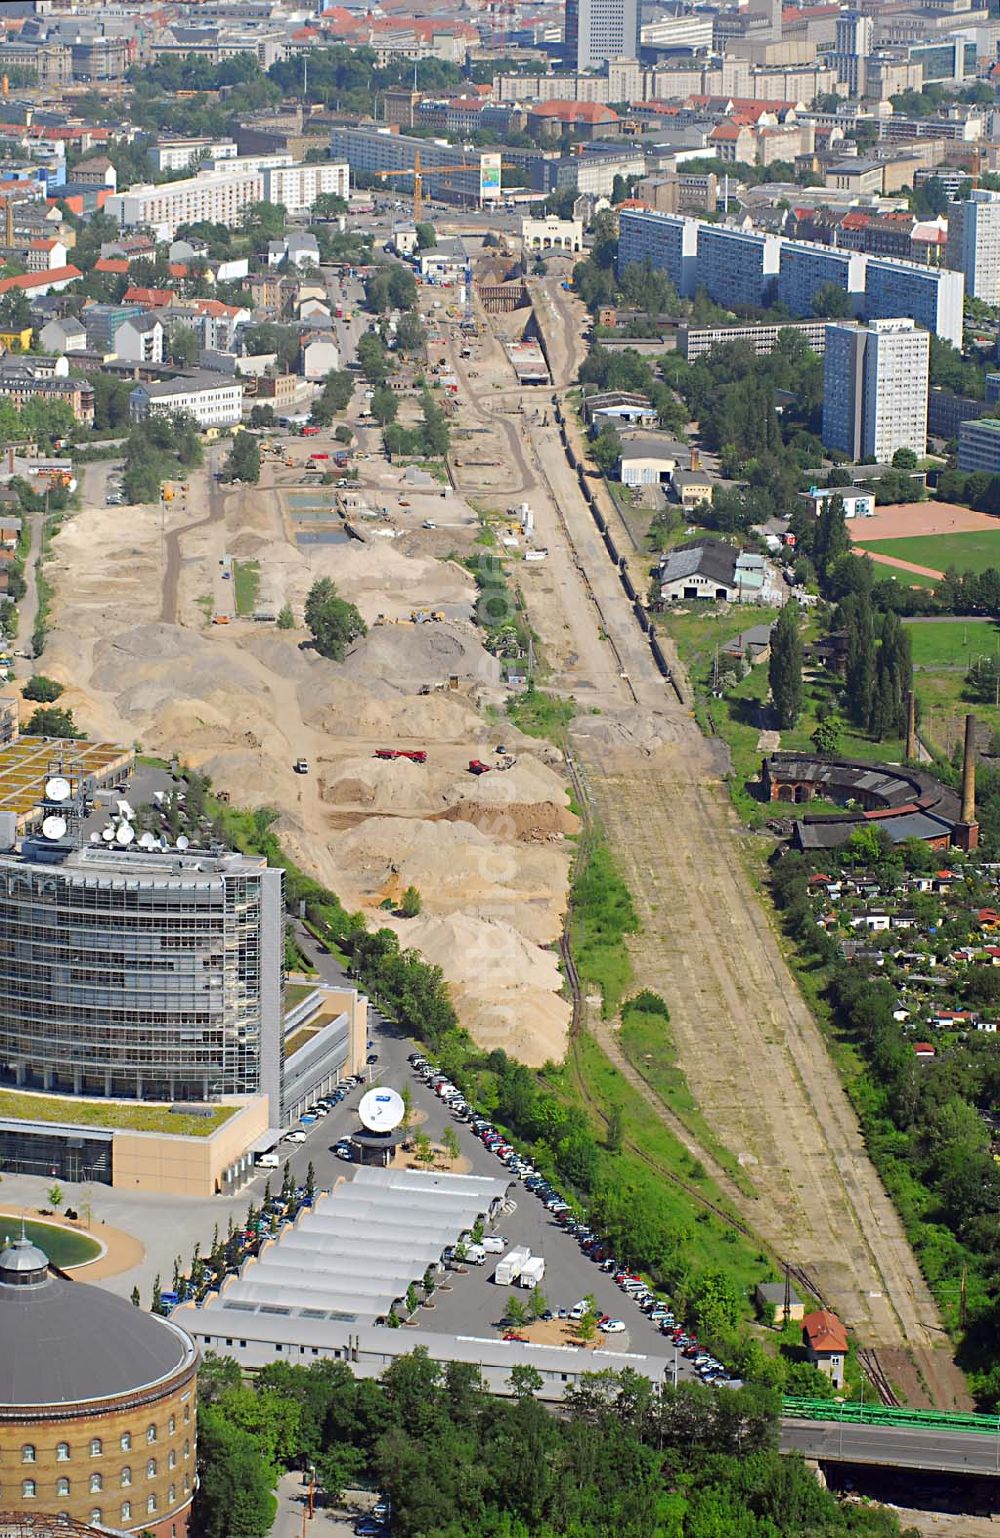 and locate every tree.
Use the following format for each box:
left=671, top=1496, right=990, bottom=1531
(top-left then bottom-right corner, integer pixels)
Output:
left=441, top=1125, right=460, bottom=1162
left=240, top=200, right=286, bottom=243
left=528, top=1286, right=548, bottom=1319
left=277, top=602, right=295, bottom=630
left=196, top=1406, right=277, bottom=1538
left=22, top=675, right=63, bottom=702
left=591, top=426, right=622, bottom=478
left=892, top=446, right=918, bottom=470
left=310, top=368, right=354, bottom=425
left=48, top=1182, right=63, bottom=1211
left=357, top=331, right=390, bottom=385
left=250, top=404, right=275, bottom=428
left=395, top=311, right=426, bottom=355
left=223, top=432, right=261, bottom=484
left=415, top=222, right=437, bottom=250
left=168, top=325, right=200, bottom=366
left=811, top=282, right=852, bottom=318
left=768, top=605, right=803, bottom=728
left=606, top=1103, right=624, bottom=1154
left=419, top=391, right=450, bottom=458
left=812, top=716, right=842, bottom=755
left=400, top=884, right=422, bottom=917
left=26, top=706, right=82, bottom=738
left=505, top=1295, right=530, bottom=1326
left=130, top=1285, right=141, bottom=1307
left=370, top=386, right=398, bottom=427
left=303, top=577, right=367, bottom=661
